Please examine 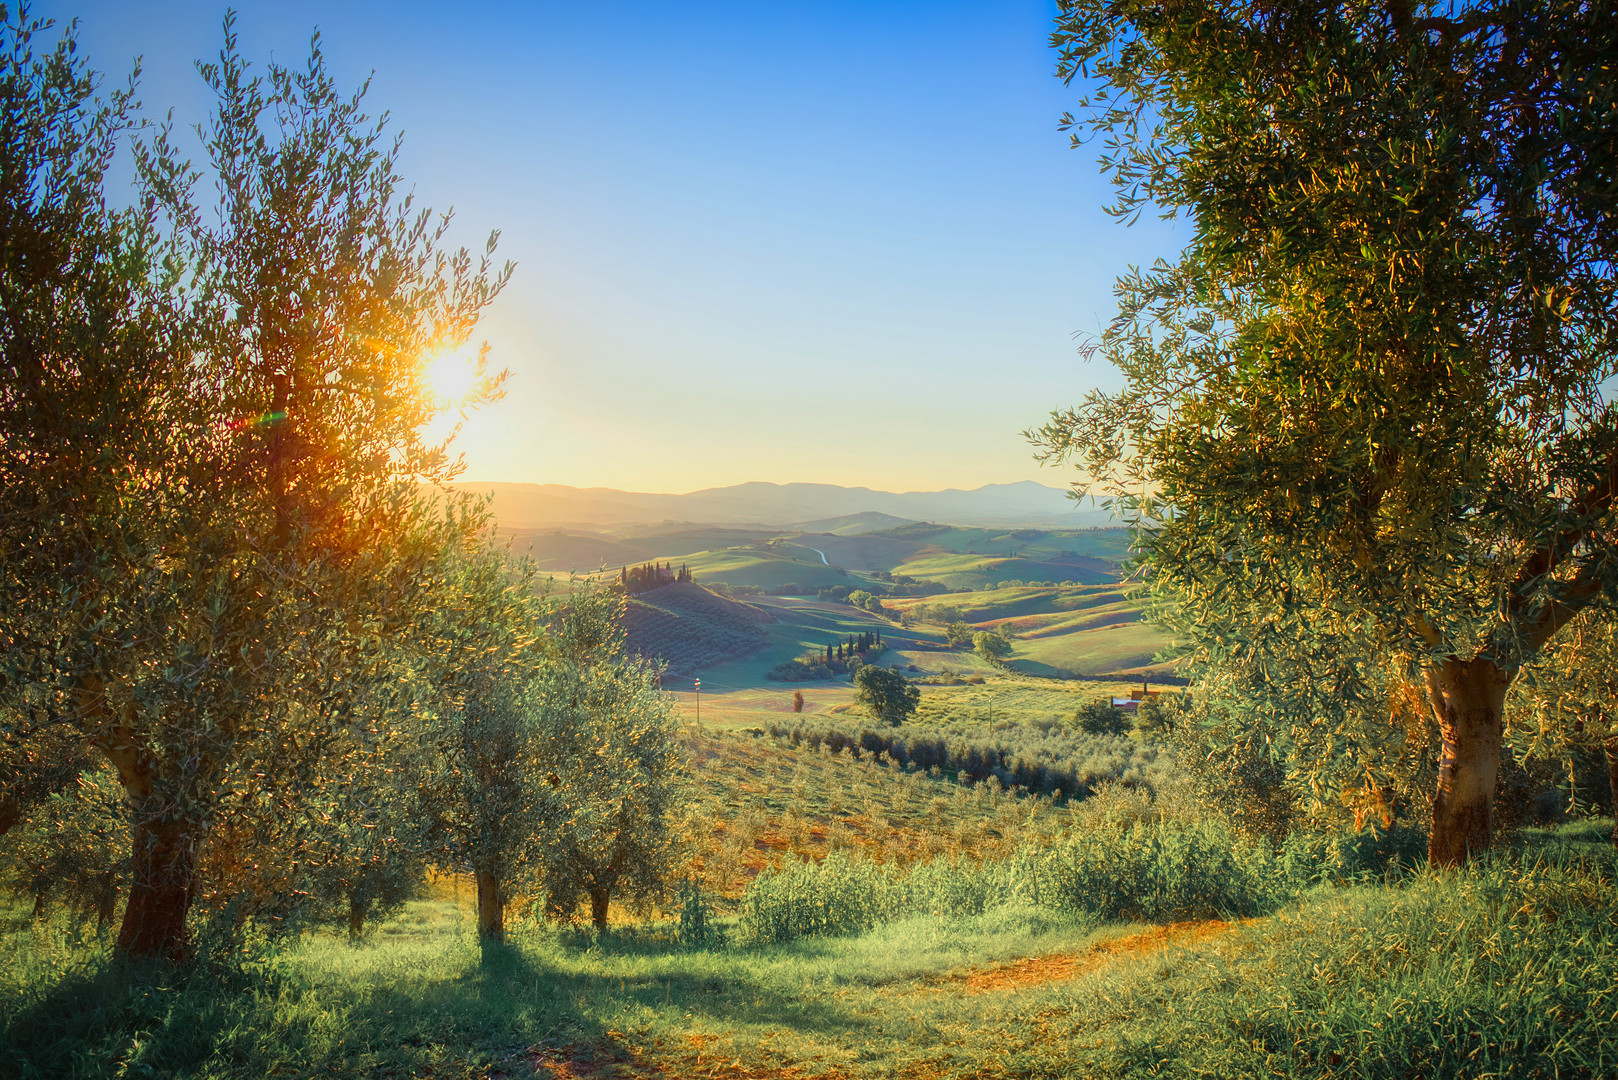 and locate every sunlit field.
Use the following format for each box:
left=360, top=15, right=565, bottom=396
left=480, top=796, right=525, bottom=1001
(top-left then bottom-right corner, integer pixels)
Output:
left=10, top=2, right=1618, bottom=1079
left=7, top=822, right=1616, bottom=1079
